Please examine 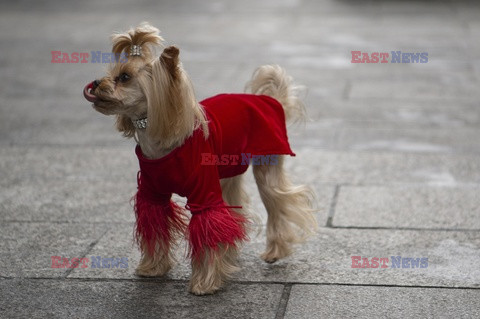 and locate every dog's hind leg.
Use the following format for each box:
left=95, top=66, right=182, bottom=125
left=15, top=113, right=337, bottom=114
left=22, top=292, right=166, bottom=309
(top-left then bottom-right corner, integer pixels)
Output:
left=220, top=174, right=251, bottom=214
left=253, top=155, right=317, bottom=263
